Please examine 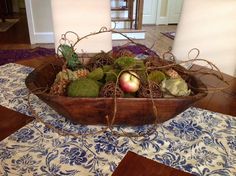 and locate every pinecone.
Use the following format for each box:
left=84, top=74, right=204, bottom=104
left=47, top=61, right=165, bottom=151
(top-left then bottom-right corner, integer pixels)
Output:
left=75, top=69, right=89, bottom=78
left=55, top=69, right=74, bottom=82
left=50, top=79, right=70, bottom=95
